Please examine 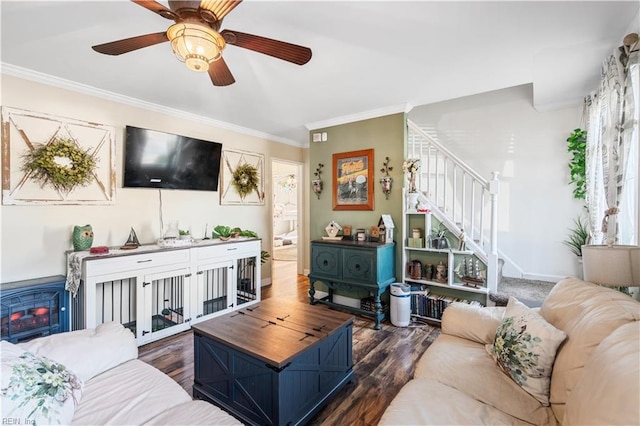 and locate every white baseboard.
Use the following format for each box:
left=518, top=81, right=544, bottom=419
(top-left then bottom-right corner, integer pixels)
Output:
left=520, top=272, right=567, bottom=283
left=261, top=278, right=272, bottom=287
